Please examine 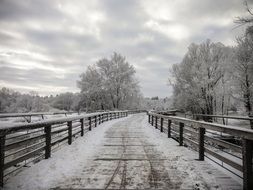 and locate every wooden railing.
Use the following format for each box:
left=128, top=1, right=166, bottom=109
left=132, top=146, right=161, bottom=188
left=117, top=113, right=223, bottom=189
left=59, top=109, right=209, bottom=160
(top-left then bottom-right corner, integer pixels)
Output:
left=0, top=110, right=128, bottom=187
left=0, top=111, right=78, bottom=123
left=148, top=111, right=253, bottom=190
left=188, top=113, right=253, bottom=129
